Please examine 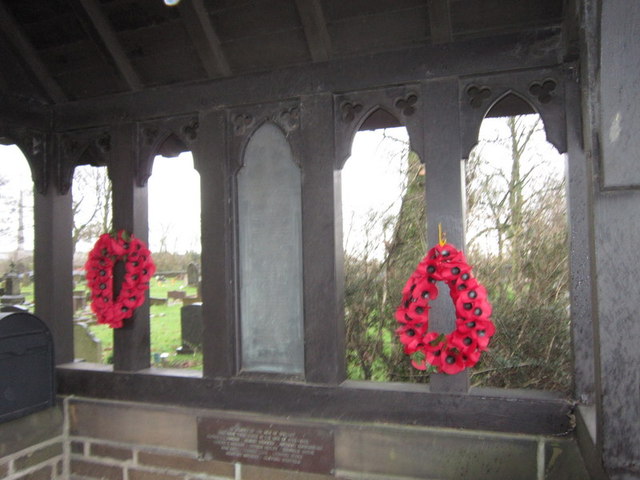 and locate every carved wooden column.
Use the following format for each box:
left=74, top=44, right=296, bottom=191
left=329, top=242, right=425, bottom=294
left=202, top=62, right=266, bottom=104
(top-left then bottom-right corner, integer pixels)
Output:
left=301, top=93, right=345, bottom=384
left=195, top=110, right=235, bottom=378
left=423, top=78, right=469, bottom=393
left=32, top=130, right=74, bottom=364
left=110, top=123, right=150, bottom=371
